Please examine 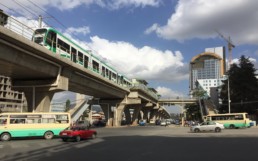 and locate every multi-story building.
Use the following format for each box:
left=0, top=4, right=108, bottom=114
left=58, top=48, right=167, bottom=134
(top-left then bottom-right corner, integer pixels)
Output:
left=189, top=47, right=226, bottom=98
left=0, top=75, right=27, bottom=112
